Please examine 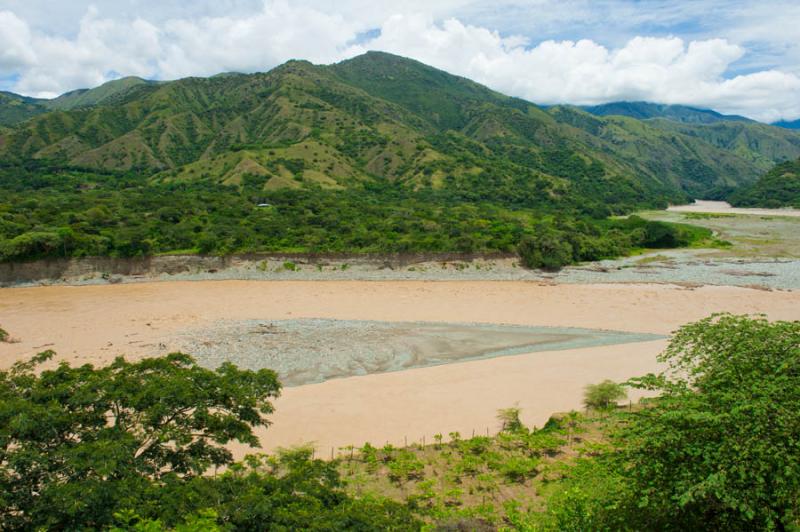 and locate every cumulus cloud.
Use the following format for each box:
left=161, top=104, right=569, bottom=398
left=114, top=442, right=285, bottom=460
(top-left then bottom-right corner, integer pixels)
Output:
left=1, top=1, right=799, bottom=122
